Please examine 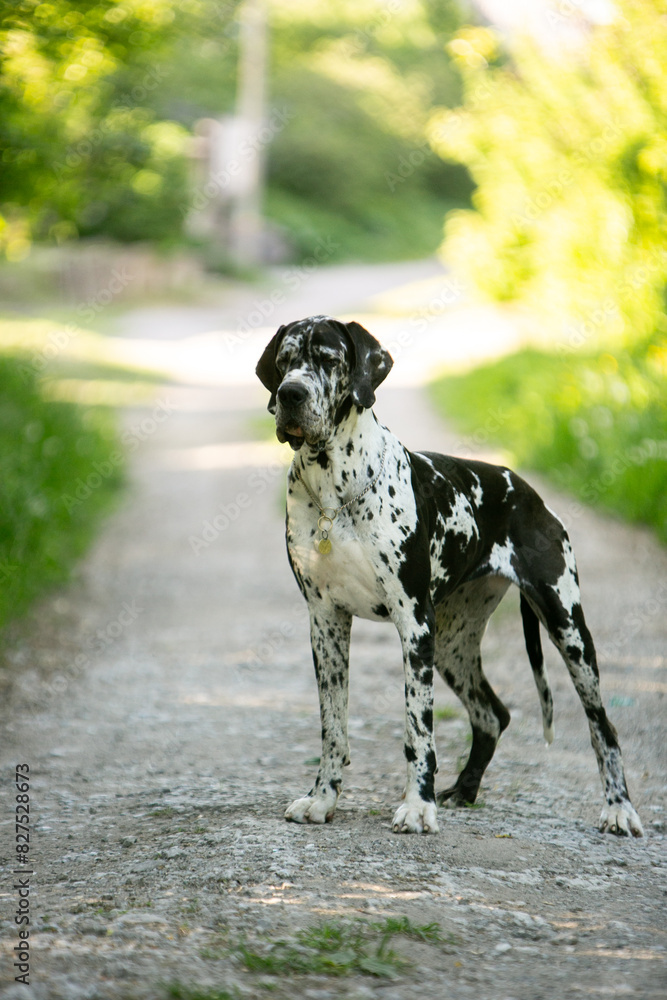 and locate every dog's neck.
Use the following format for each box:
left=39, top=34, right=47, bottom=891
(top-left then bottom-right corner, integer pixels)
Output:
left=292, top=405, right=386, bottom=507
